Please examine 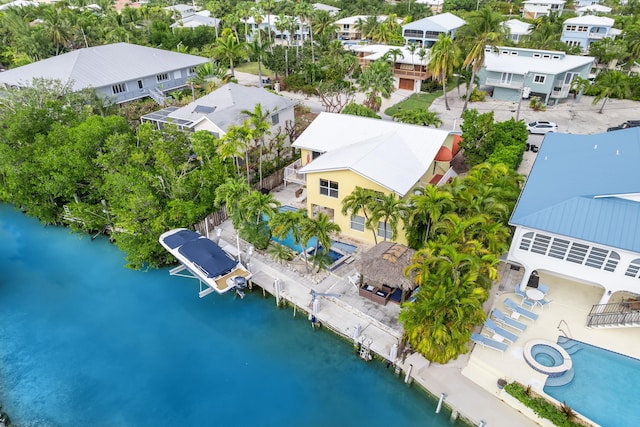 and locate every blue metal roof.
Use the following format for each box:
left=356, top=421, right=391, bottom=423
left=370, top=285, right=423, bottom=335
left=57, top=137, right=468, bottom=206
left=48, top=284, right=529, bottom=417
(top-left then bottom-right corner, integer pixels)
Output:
left=510, top=128, right=640, bottom=252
